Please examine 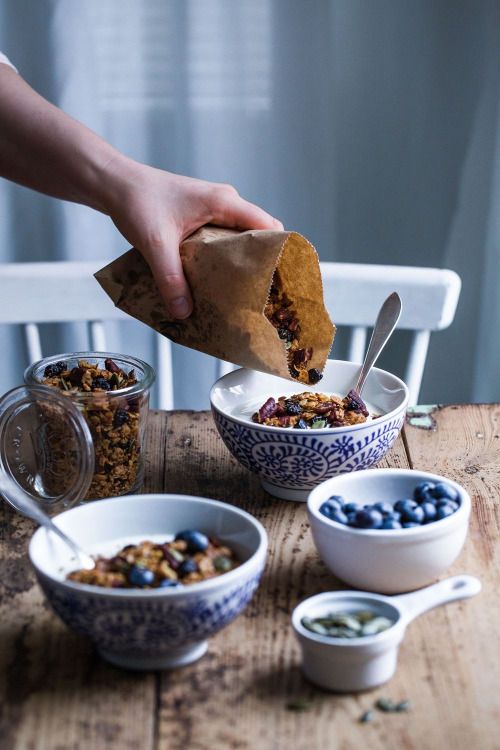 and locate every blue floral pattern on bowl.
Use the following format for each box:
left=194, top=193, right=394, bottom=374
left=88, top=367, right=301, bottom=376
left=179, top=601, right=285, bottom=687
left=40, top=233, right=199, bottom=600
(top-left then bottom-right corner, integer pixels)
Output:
left=38, top=571, right=263, bottom=655
left=212, top=408, right=405, bottom=491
